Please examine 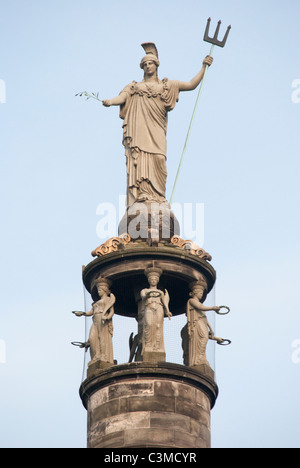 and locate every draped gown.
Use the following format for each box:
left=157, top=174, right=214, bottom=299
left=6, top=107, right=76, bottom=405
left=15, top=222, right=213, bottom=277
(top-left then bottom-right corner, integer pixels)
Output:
left=186, top=298, right=210, bottom=367
left=119, top=78, right=180, bottom=207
